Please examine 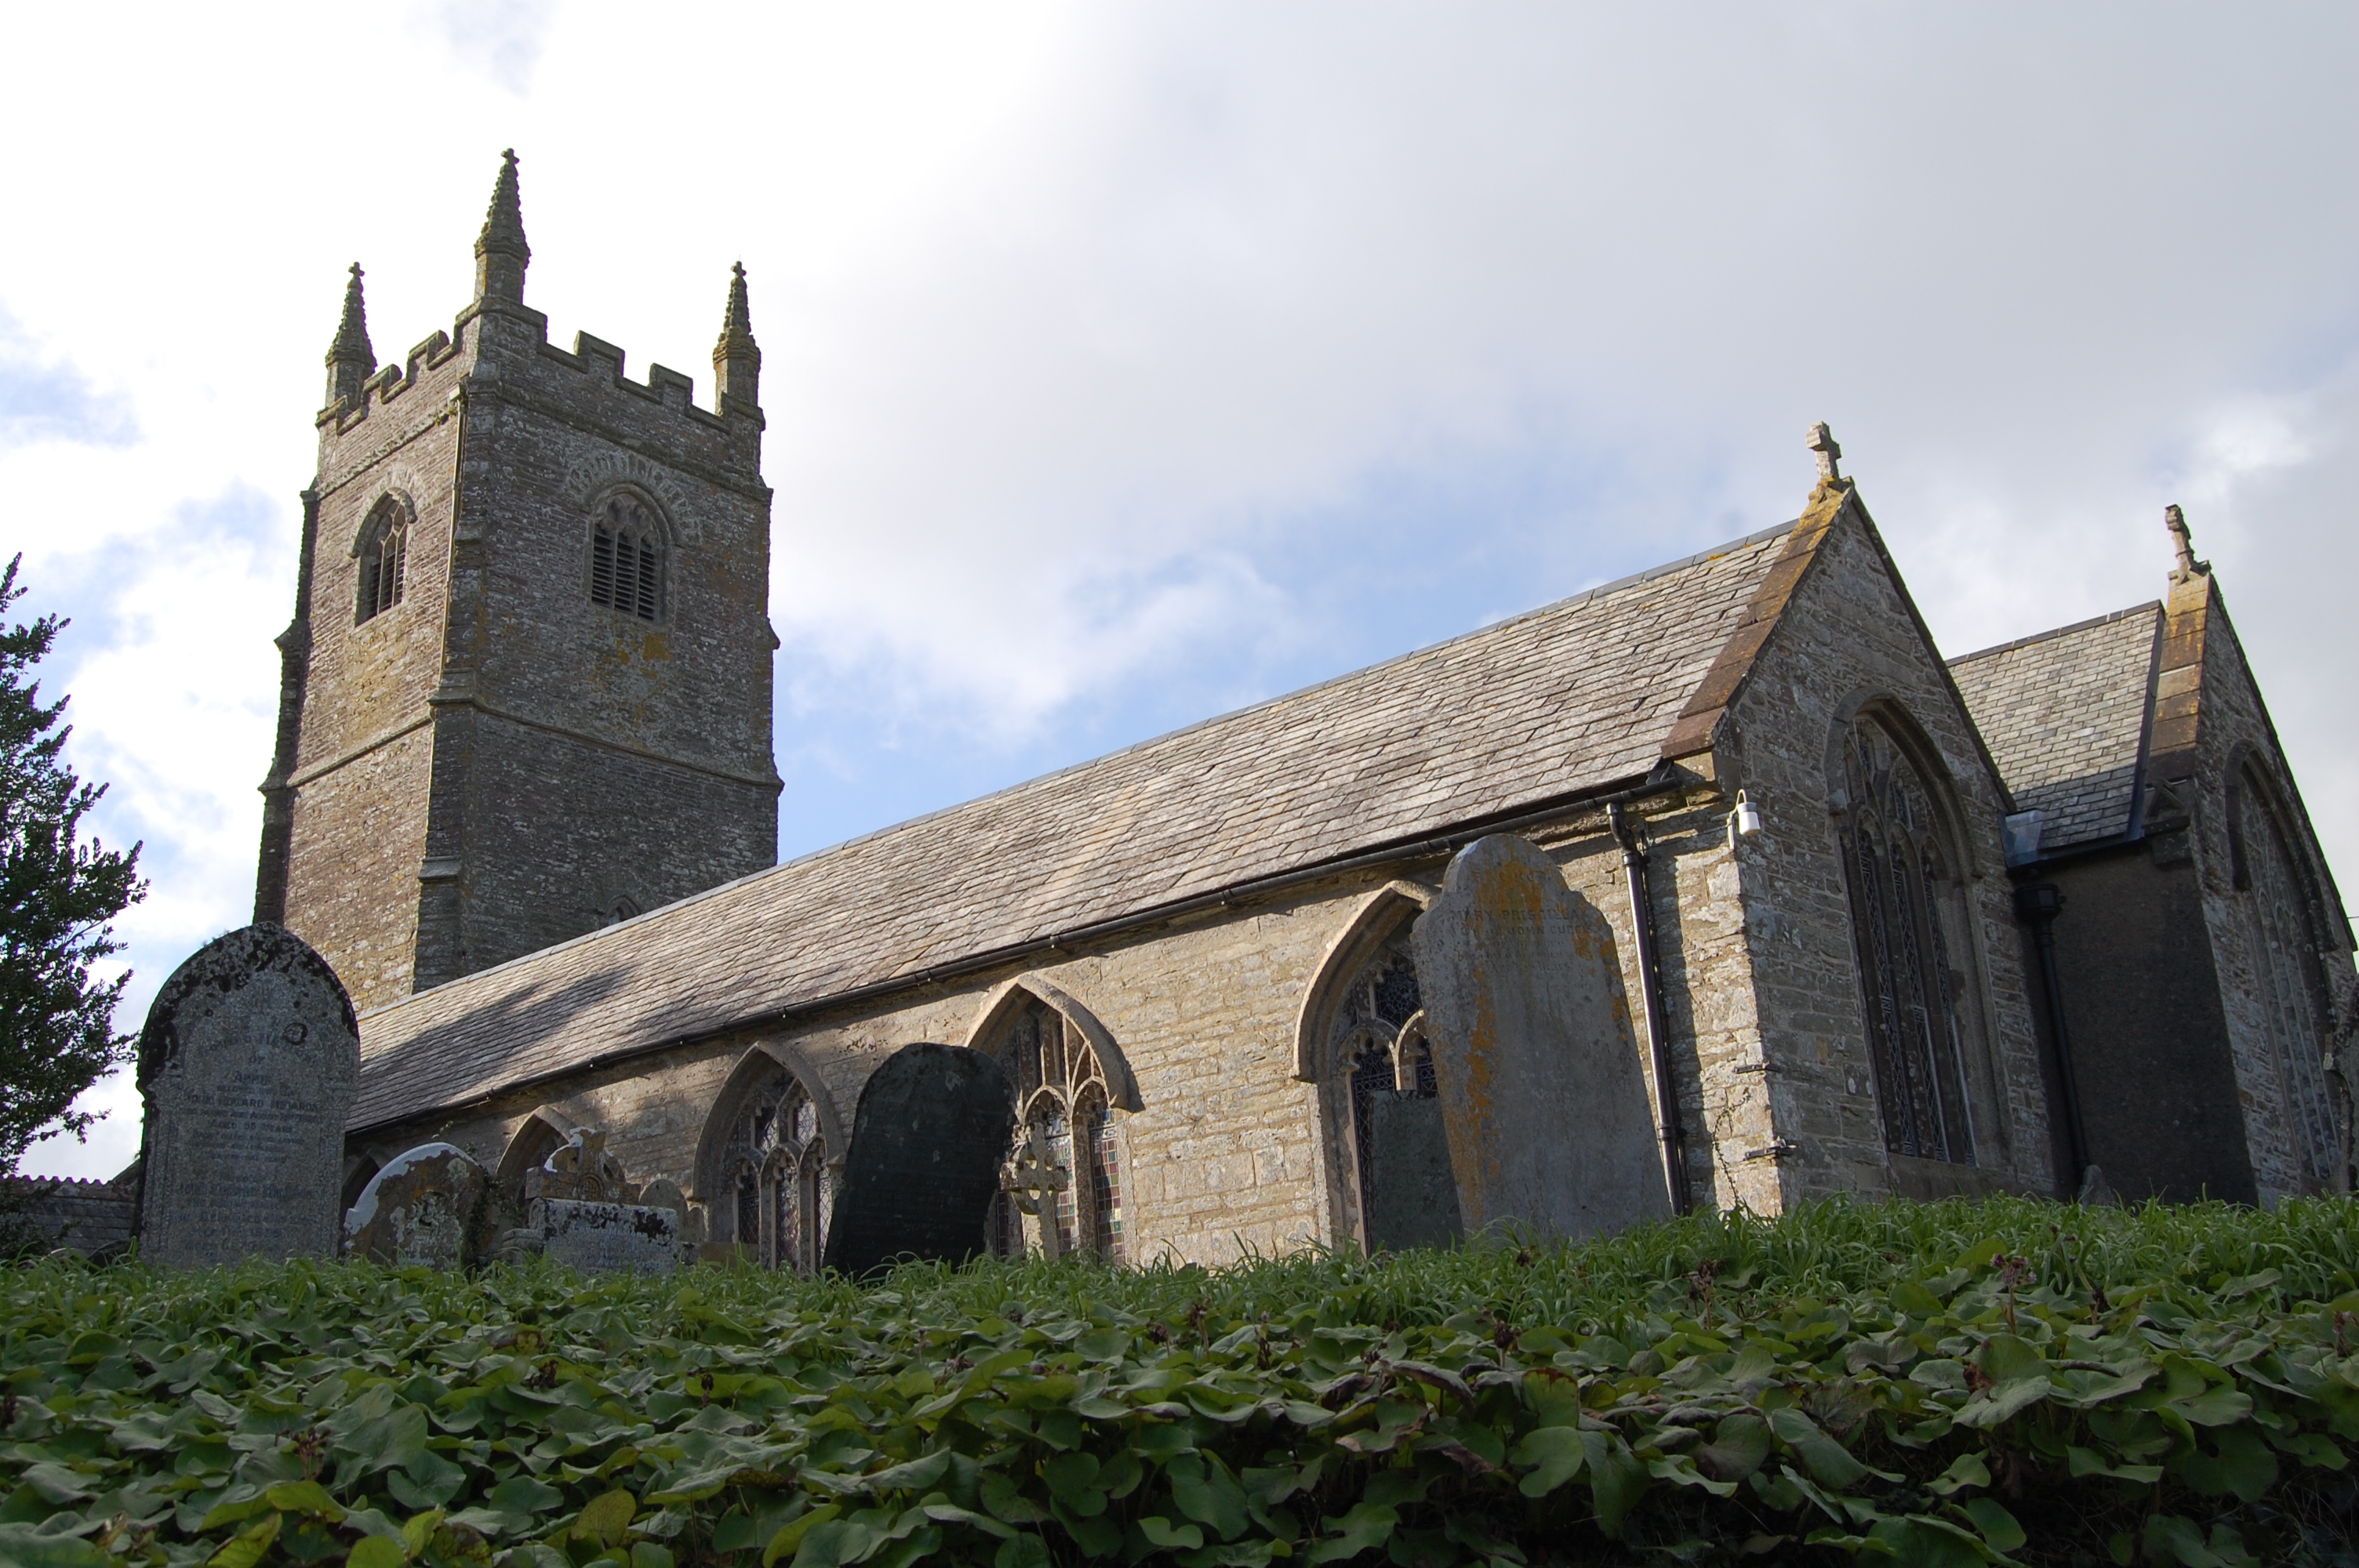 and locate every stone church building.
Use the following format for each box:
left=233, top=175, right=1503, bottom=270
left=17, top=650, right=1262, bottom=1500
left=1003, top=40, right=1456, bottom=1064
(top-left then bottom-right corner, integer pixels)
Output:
left=253, top=156, right=2356, bottom=1269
